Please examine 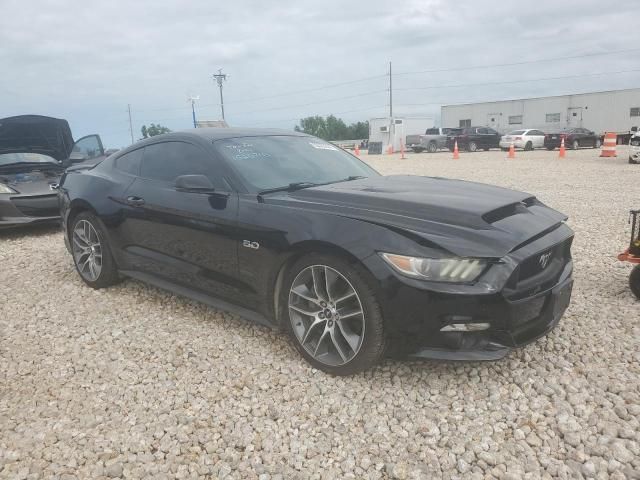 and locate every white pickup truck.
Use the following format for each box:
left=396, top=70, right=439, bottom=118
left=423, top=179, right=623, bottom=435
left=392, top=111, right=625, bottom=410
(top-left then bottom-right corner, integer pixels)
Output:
left=407, top=127, right=462, bottom=153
